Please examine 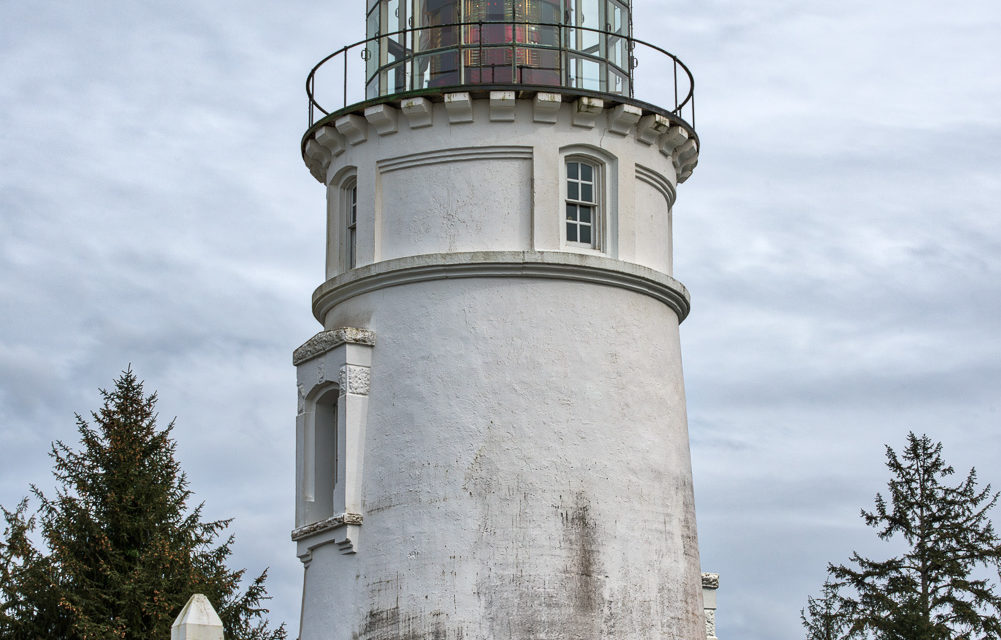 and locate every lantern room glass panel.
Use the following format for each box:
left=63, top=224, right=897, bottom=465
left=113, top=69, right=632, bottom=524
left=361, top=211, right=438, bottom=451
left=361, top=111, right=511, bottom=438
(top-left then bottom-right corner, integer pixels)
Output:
left=366, top=0, right=632, bottom=97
